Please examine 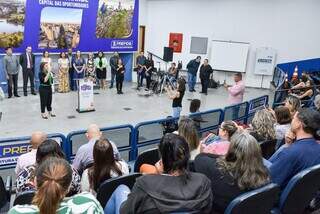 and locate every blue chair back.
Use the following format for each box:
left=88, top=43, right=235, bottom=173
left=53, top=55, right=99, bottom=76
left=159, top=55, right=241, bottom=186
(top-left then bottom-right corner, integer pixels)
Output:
left=13, top=190, right=35, bottom=206
left=277, top=164, right=320, bottom=214
left=134, top=148, right=160, bottom=172
left=225, top=183, right=280, bottom=214
left=96, top=173, right=142, bottom=208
